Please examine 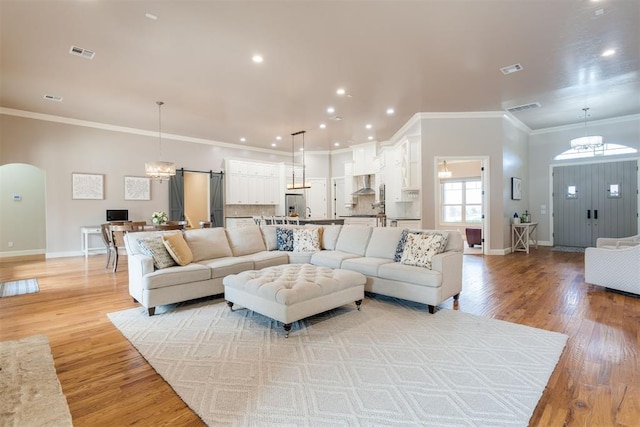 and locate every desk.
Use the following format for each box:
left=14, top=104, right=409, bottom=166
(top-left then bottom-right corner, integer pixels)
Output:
left=81, top=225, right=103, bottom=257
left=512, top=222, right=538, bottom=253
